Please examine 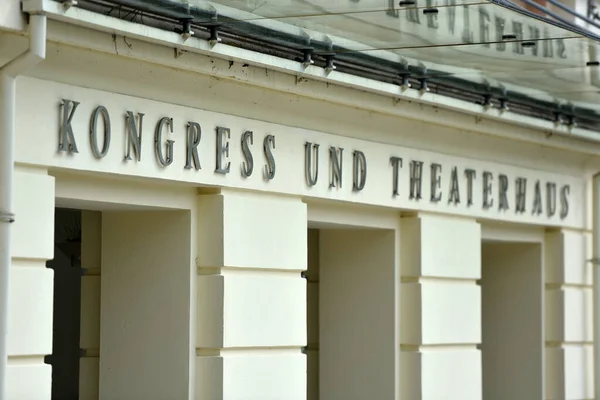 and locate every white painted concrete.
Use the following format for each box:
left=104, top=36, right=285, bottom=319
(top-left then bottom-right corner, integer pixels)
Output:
left=401, top=215, right=481, bottom=279
left=196, top=190, right=307, bottom=400
left=545, top=229, right=595, bottom=400
left=482, top=242, right=544, bottom=400
left=401, top=214, right=482, bottom=400
left=100, top=211, right=193, bottom=399
left=0, top=0, right=25, bottom=33
left=319, top=228, right=398, bottom=400
left=6, top=167, right=54, bottom=400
